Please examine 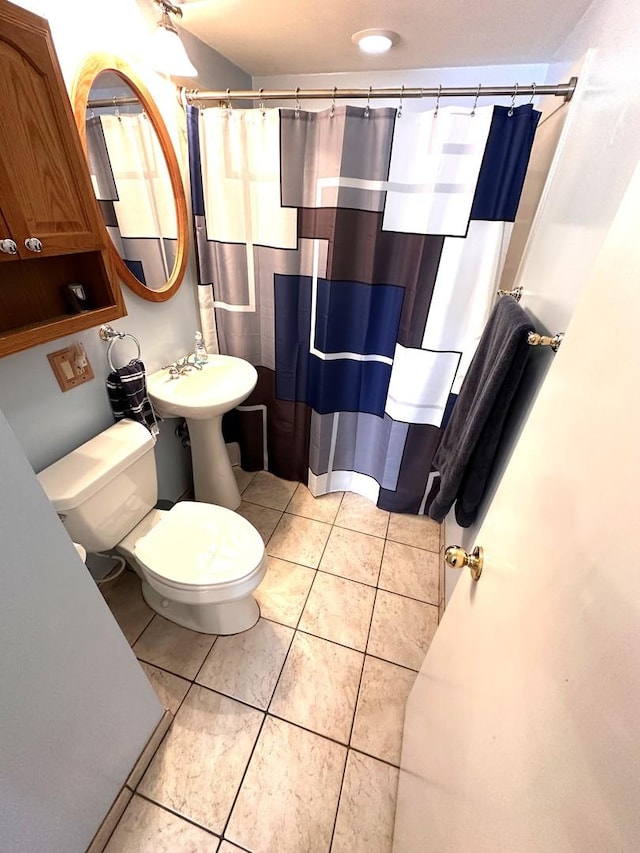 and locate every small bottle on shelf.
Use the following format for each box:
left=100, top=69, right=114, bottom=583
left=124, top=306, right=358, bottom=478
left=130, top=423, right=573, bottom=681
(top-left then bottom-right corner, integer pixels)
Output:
left=194, top=330, right=208, bottom=365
